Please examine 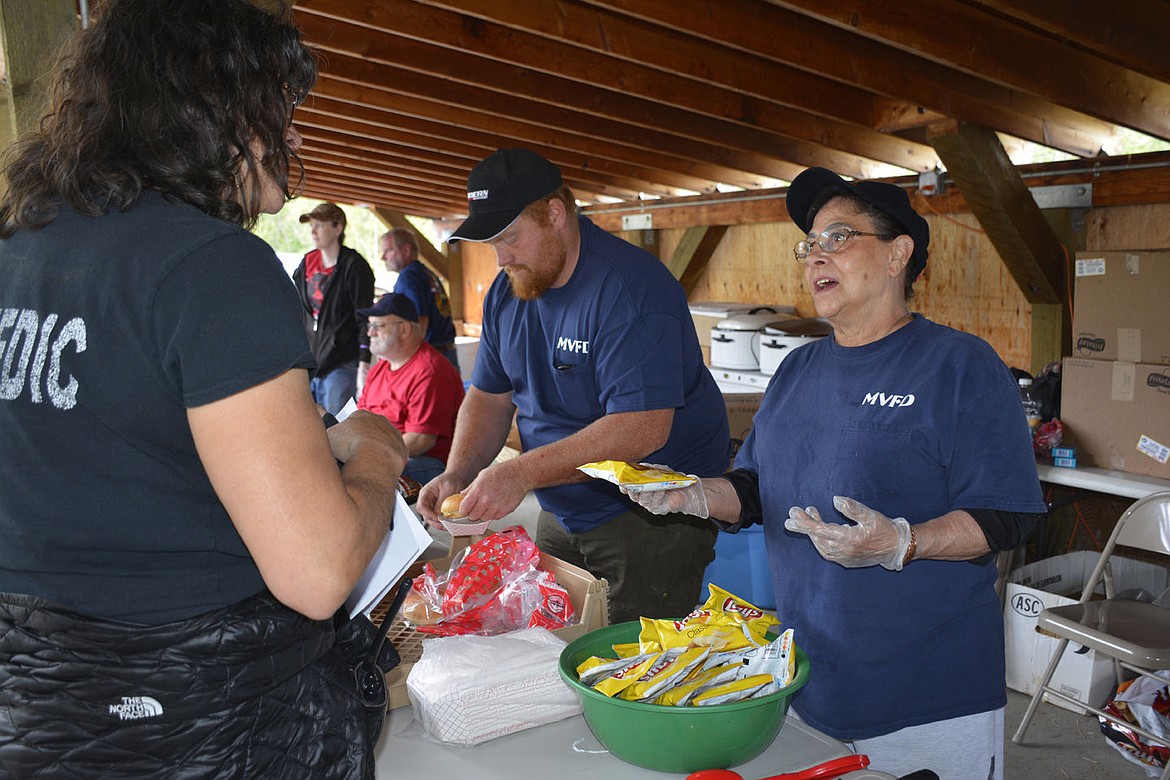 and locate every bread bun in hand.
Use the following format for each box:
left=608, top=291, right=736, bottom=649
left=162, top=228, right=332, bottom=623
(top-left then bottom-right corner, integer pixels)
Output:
left=440, top=492, right=466, bottom=519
